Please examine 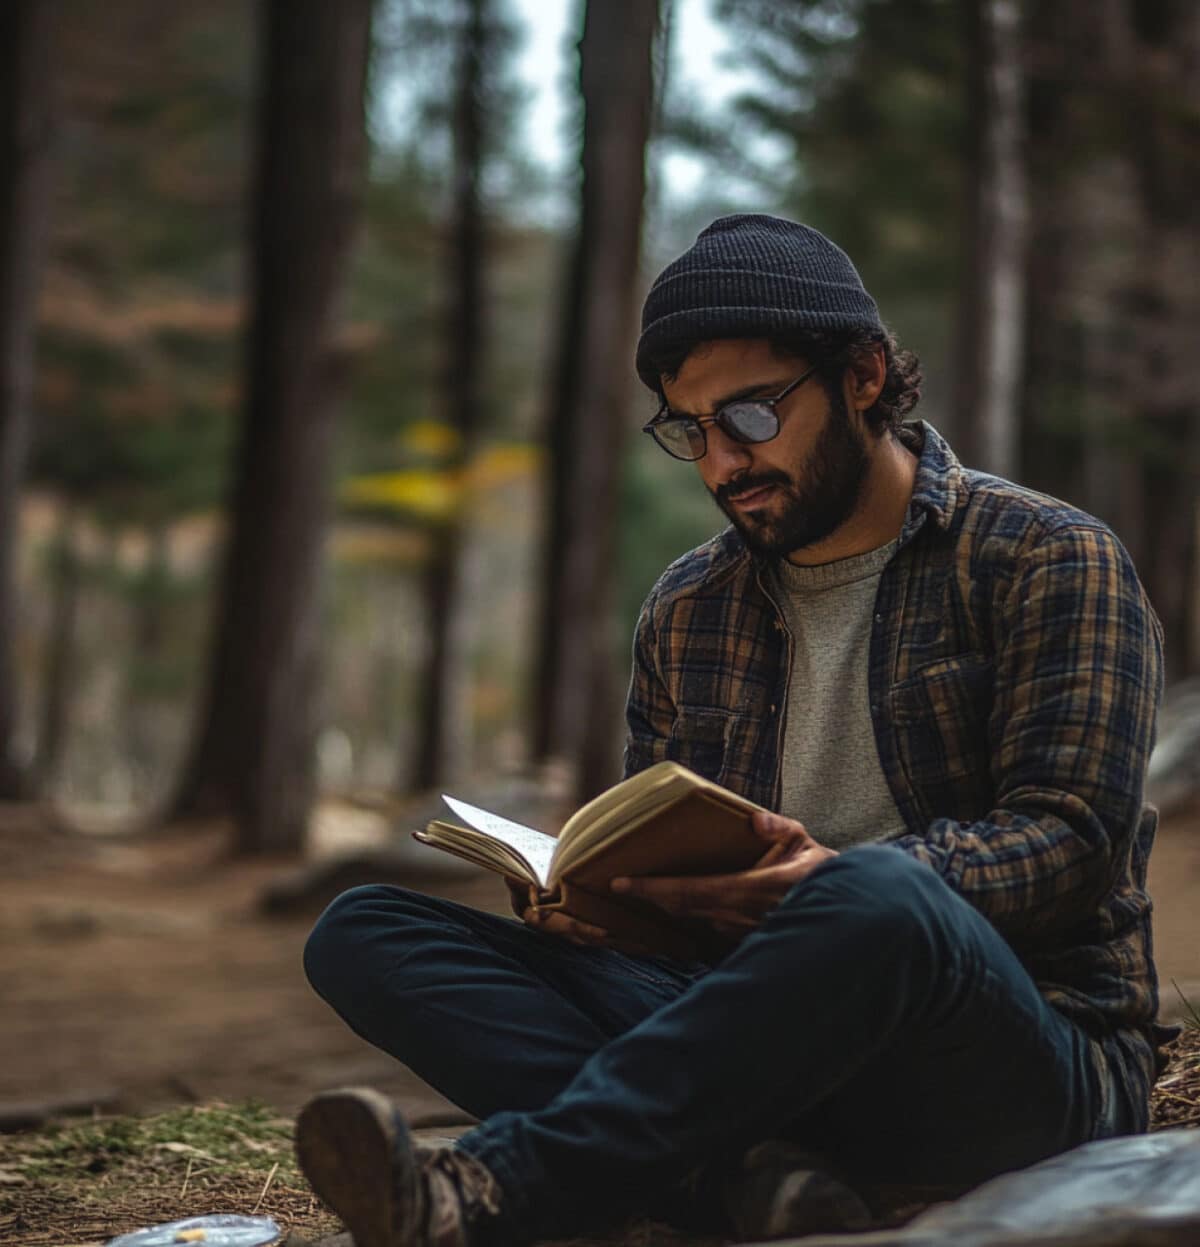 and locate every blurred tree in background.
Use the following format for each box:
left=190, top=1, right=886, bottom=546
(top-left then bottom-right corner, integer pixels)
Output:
left=169, top=0, right=374, bottom=853
left=1, top=0, right=1196, bottom=836
left=533, top=0, right=661, bottom=802
left=33, top=0, right=249, bottom=520
left=342, top=0, right=542, bottom=794
left=711, top=0, right=967, bottom=429
left=0, top=0, right=56, bottom=798
left=26, top=0, right=251, bottom=800
left=1021, top=0, right=1200, bottom=678
left=413, top=0, right=492, bottom=793
left=954, top=0, right=1026, bottom=479
left=704, top=0, right=1200, bottom=672
left=376, top=0, right=528, bottom=791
